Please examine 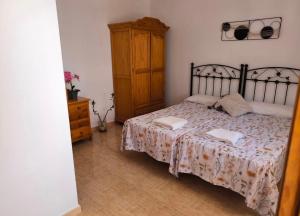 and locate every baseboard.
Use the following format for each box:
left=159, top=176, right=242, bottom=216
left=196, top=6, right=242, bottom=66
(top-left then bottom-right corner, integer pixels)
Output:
left=63, top=205, right=81, bottom=216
